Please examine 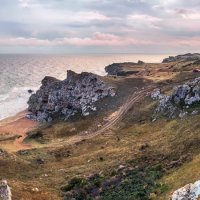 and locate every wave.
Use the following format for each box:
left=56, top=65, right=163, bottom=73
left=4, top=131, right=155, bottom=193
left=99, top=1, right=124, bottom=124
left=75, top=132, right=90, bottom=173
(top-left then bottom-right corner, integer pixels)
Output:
left=0, top=87, right=37, bottom=121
